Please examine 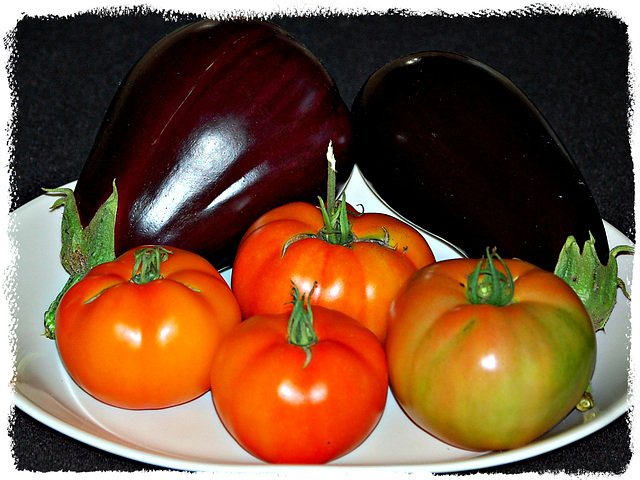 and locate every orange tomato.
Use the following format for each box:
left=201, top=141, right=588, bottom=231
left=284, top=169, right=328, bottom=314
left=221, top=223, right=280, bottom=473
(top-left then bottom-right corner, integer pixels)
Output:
left=231, top=200, right=435, bottom=343
left=210, top=284, right=388, bottom=463
left=55, top=245, right=241, bottom=409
